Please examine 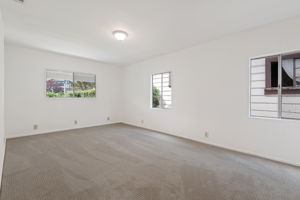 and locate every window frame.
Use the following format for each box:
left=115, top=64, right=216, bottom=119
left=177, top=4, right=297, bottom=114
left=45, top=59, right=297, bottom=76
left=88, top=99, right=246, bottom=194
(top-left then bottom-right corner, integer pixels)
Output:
left=151, top=71, right=172, bottom=109
left=265, top=54, right=300, bottom=95
left=249, top=50, right=300, bottom=121
left=45, top=69, right=97, bottom=99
